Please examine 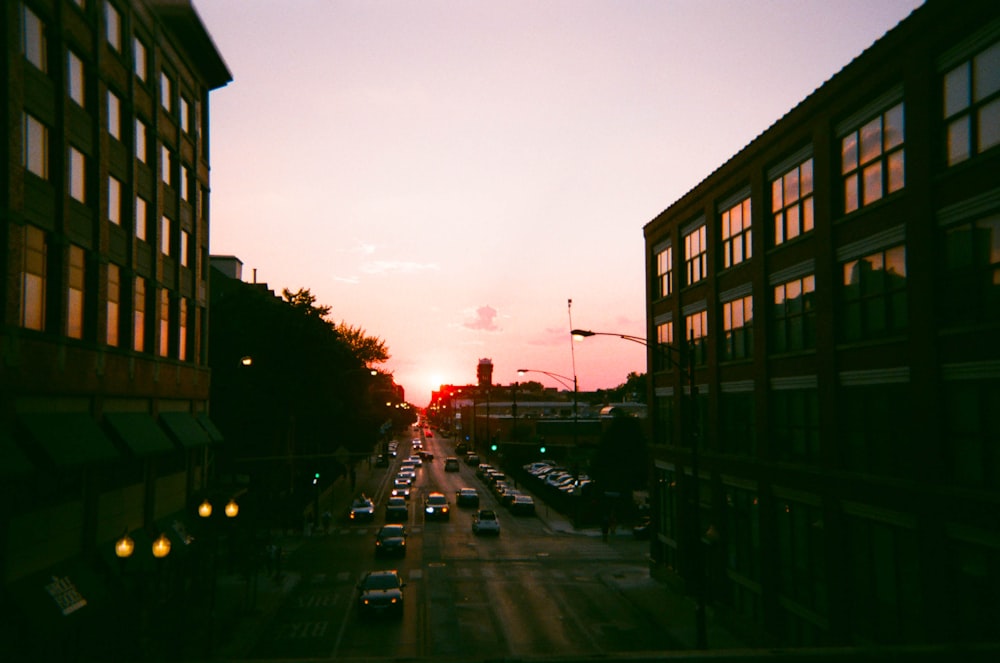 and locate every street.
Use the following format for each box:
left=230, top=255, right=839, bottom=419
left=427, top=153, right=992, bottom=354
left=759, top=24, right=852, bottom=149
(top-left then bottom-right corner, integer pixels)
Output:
left=219, top=431, right=685, bottom=661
